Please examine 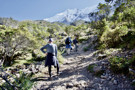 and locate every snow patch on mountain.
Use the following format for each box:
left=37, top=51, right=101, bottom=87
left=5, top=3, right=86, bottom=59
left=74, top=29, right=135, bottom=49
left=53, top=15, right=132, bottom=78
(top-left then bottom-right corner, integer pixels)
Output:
left=44, top=5, right=97, bottom=24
